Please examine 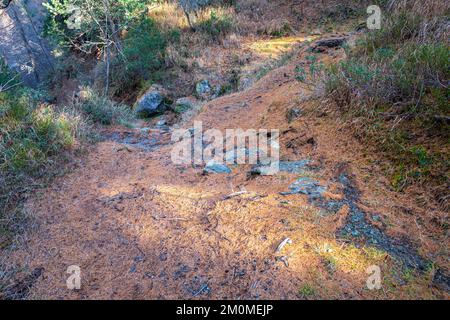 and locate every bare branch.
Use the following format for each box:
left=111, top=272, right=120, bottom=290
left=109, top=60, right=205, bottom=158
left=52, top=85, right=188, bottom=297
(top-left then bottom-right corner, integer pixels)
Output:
left=0, top=73, right=21, bottom=93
